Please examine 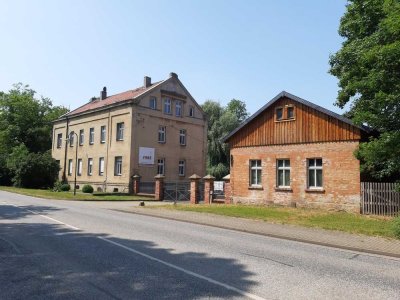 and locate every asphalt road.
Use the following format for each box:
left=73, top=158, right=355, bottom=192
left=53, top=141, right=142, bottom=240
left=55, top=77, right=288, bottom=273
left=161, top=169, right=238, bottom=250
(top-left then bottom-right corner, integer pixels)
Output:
left=1, top=191, right=399, bottom=300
